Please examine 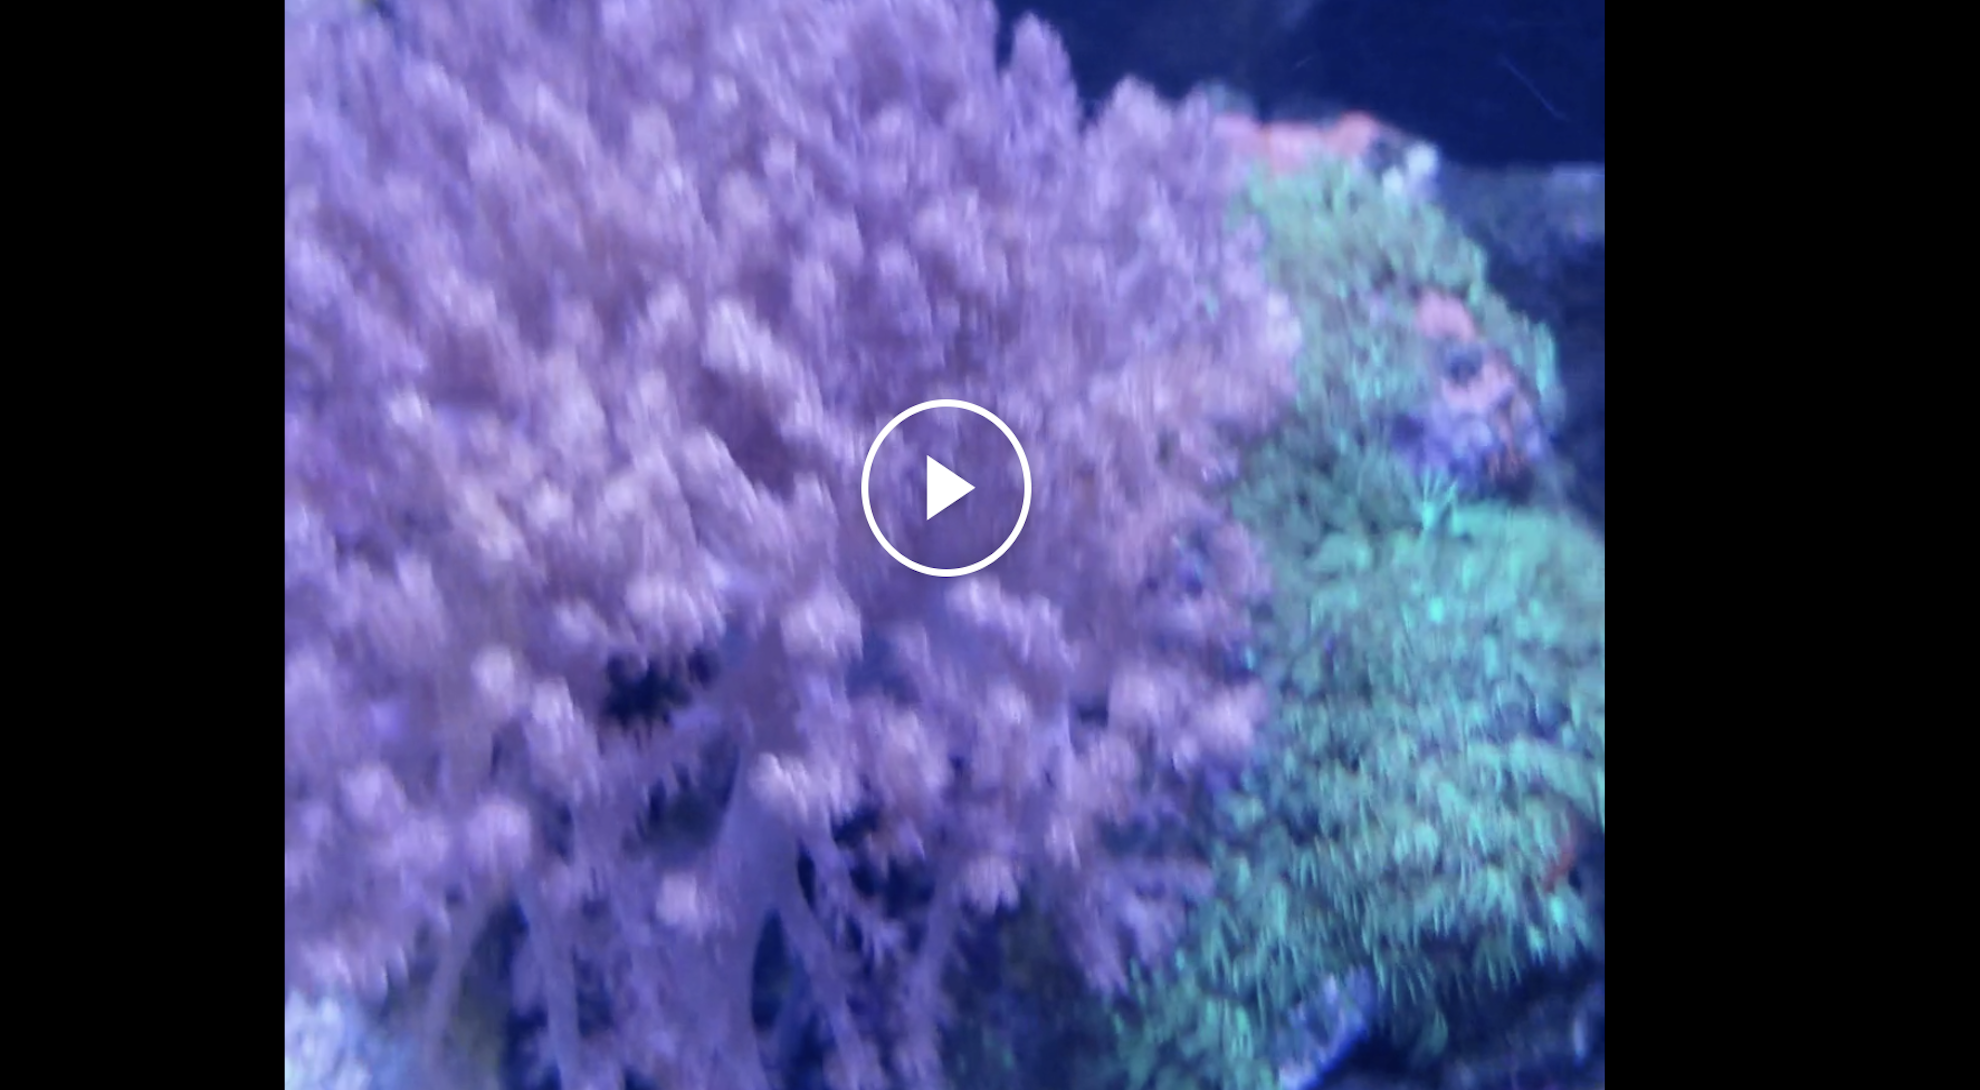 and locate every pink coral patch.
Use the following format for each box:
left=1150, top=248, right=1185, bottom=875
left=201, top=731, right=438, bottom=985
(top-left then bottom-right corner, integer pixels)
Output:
left=1414, top=289, right=1481, bottom=343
